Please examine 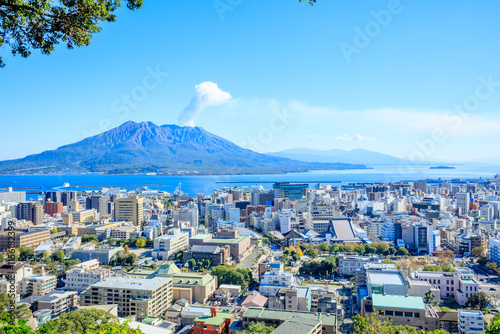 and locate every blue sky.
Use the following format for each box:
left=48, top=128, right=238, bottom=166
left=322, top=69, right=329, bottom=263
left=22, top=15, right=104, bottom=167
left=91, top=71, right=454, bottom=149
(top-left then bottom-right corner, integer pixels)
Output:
left=1, top=0, right=499, bottom=162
